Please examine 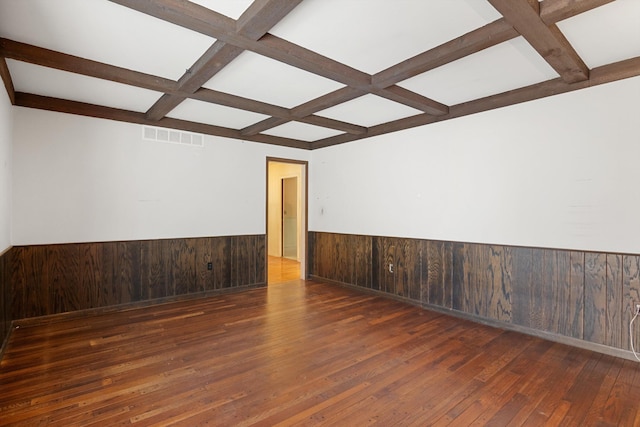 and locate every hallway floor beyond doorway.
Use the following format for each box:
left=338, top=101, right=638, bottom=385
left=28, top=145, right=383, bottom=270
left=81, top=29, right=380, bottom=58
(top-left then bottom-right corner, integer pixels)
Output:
left=268, top=256, right=300, bottom=283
